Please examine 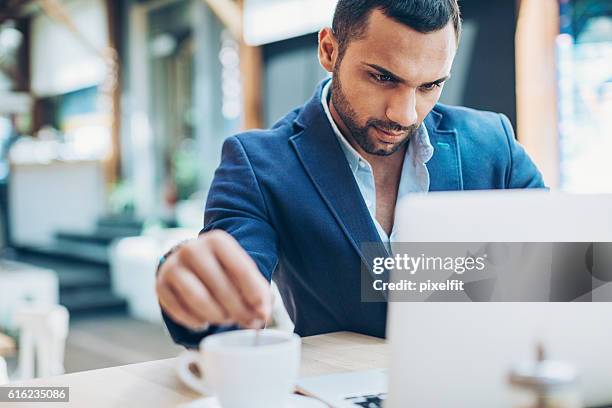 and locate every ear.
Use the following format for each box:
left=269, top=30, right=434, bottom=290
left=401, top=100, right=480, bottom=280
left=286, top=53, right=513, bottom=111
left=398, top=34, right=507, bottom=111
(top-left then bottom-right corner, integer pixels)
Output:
left=318, top=27, right=338, bottom=73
